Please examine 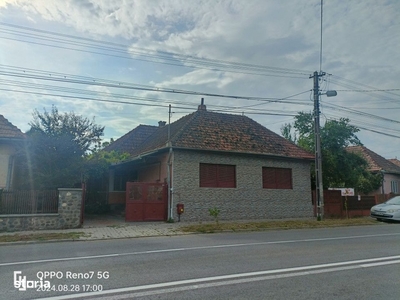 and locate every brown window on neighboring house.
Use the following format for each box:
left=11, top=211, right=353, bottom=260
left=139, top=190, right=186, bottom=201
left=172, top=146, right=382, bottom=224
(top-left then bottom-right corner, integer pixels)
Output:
left=200, top=163, right=236, bottom=188
left=262, top=167, right=292, bottom=189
